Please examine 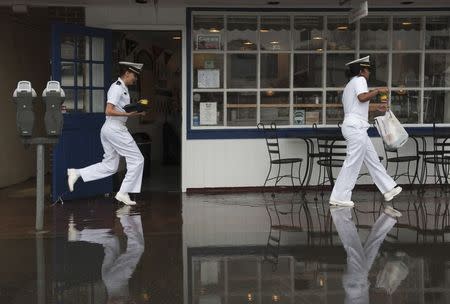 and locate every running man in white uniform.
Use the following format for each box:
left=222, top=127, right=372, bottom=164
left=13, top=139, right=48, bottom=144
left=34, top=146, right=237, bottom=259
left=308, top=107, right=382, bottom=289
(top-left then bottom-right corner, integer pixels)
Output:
left=329, top=56, right=402, bottom=207
left=67, top=62, right=145, bottom=205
